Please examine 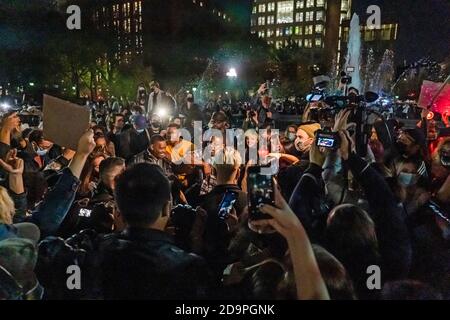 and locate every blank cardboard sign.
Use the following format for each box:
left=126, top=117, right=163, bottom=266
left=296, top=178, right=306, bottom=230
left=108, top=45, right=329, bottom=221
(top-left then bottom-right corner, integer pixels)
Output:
left=43, top=95, right=91, bottom=150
